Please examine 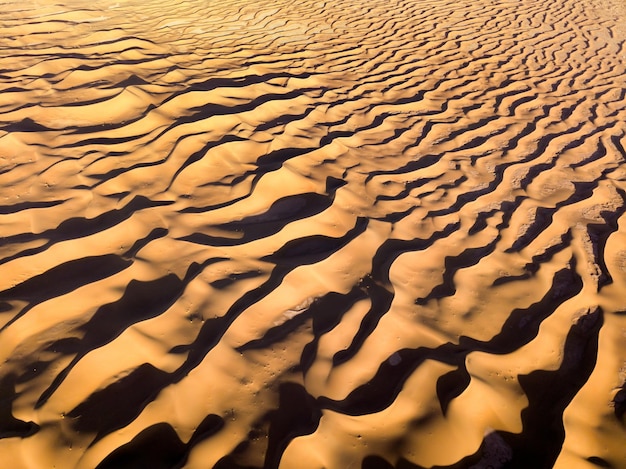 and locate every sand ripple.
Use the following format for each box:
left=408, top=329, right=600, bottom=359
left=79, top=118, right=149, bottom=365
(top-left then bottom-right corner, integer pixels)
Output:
left=2, top=0, right=626, bottom=467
